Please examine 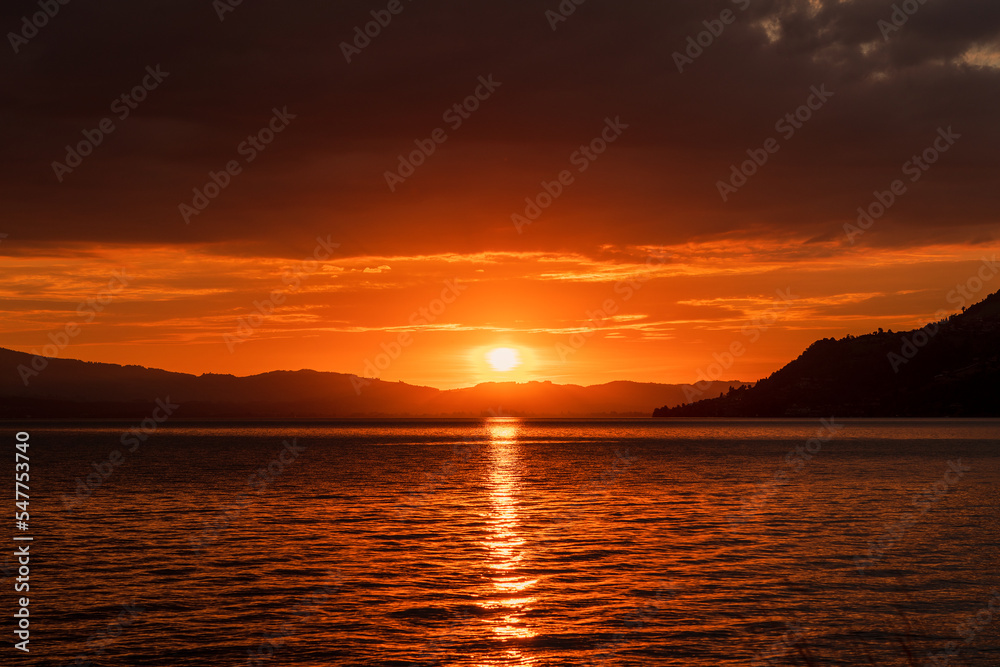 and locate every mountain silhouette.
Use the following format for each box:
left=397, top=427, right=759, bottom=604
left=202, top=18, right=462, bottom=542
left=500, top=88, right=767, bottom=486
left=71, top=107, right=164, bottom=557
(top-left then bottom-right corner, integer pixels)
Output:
left=0, top=347, right=742, bottom=418
left=654, top=289, right=1000, bottom=418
